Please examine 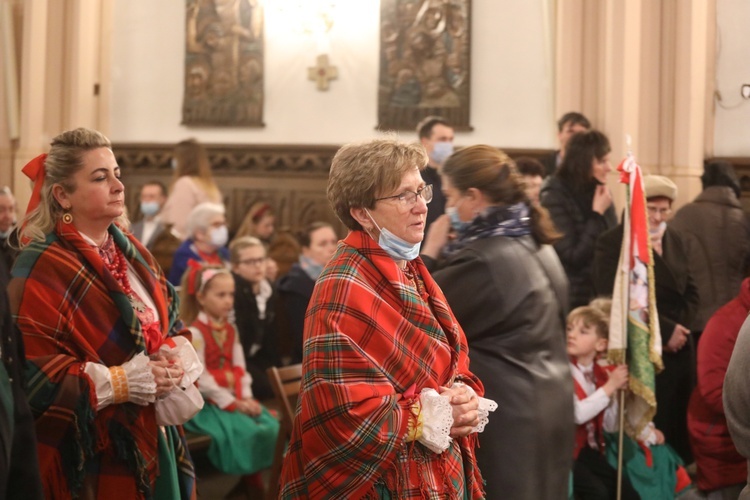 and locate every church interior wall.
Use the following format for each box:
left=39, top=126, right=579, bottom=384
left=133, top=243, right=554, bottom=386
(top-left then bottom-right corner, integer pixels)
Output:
left=713, top=0, right=750, bottom=158
left=109, top=0, right=558, bottom=149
